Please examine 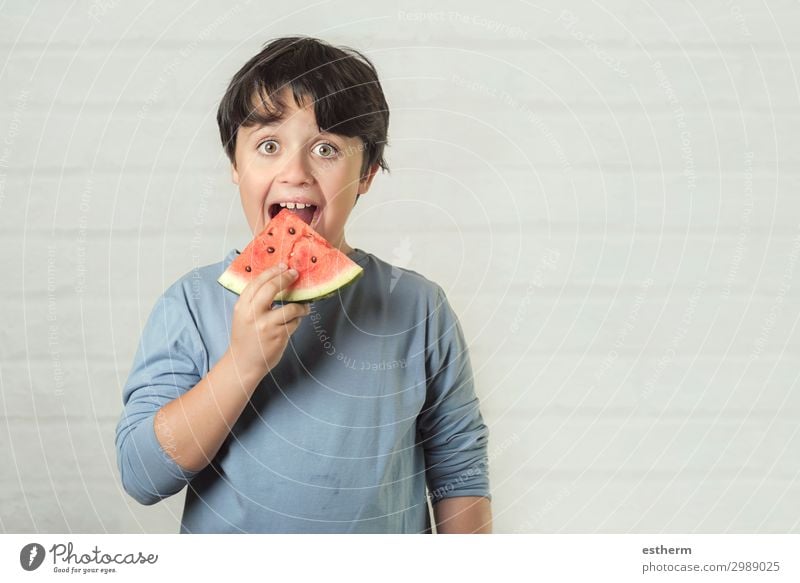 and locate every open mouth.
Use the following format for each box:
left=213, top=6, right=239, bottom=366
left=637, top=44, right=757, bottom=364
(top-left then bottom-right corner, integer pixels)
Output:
left=268, top=202, right=320, bottom=227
